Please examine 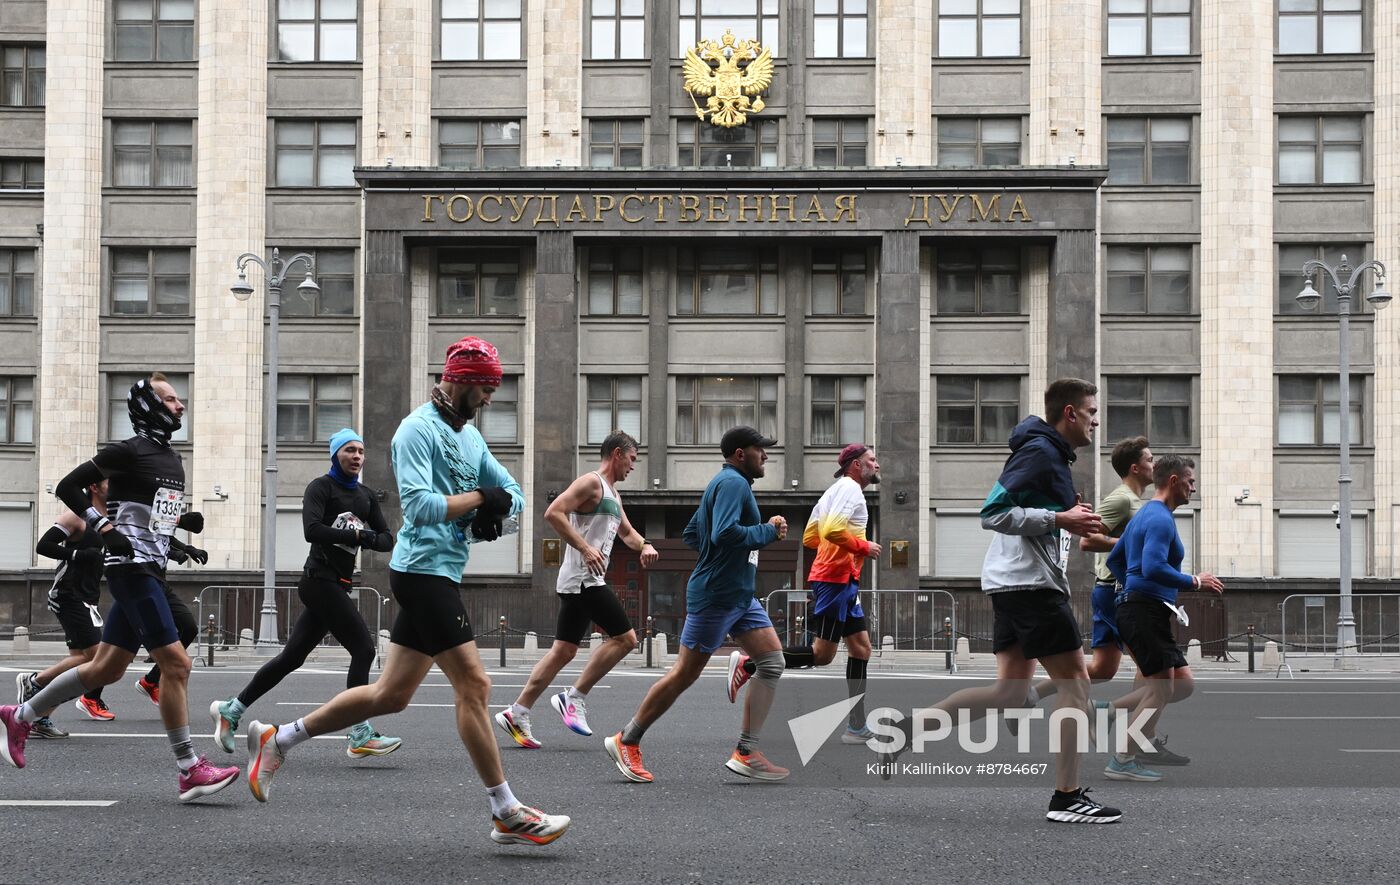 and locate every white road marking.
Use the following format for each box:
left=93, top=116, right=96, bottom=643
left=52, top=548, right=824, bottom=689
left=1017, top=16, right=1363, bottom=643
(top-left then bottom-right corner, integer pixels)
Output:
left=1209, top=691, right=1400, bottom=695
left=0, top=800, right=118, bottom=807
left=1257, top=716, right=1400, bottom=720
left=1340, top=749, right=1400, bottom=753
left=62, top=732, right=348, bottom=740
